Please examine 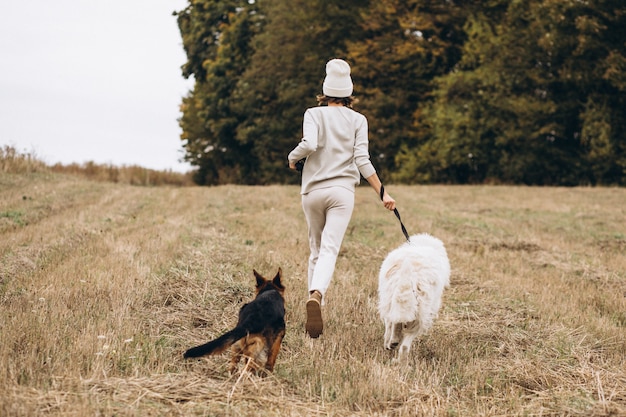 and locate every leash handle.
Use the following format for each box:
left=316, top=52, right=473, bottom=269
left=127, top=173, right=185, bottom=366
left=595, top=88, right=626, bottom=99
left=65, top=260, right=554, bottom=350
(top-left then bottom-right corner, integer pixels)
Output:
left=380, top=184, right=410, bottom=242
